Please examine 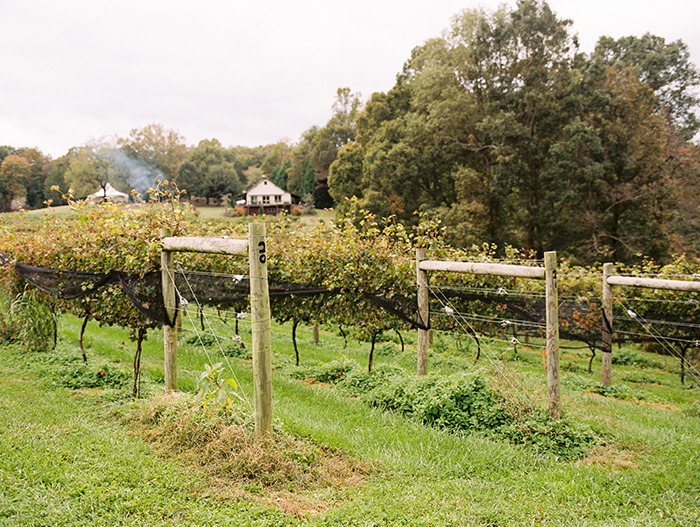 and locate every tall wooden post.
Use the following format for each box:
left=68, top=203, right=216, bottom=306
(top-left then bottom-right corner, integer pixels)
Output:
left=416, top=248, right=429, bottom=375
left=544, top=251, right=560, bottom=419
left=249, top=223, right=273, bottom=437
left=160, top=228, right=178, bottom=391
left=601, top=263, right=613, bottom=386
